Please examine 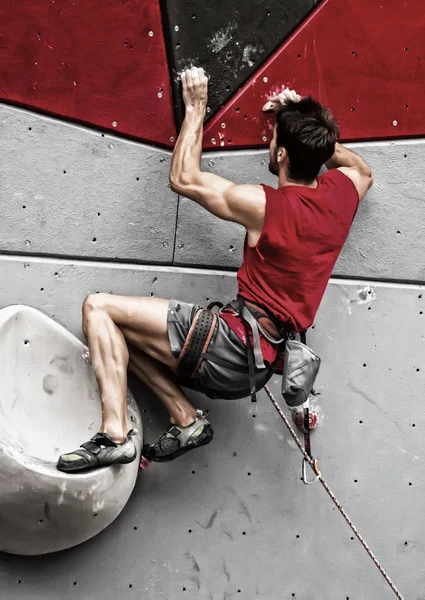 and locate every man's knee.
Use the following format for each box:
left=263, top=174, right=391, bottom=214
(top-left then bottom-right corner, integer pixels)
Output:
left=83, top=292, right=109, bottom=313
left=82, top=293, right=110, bottom=335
